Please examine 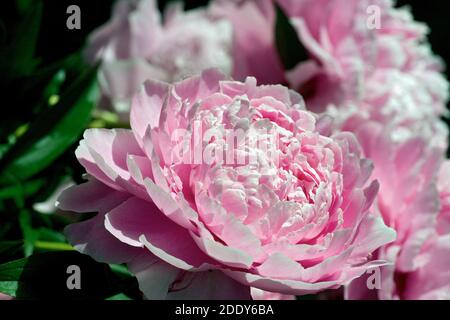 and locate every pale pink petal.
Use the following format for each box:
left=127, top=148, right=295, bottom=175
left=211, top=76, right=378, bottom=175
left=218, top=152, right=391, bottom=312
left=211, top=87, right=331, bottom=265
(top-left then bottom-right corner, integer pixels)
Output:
left=251, top=288, right=295, bottom=300
left=65, top=213, right=141, bottom=264
left=127, top=253, right=180, bottom=300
